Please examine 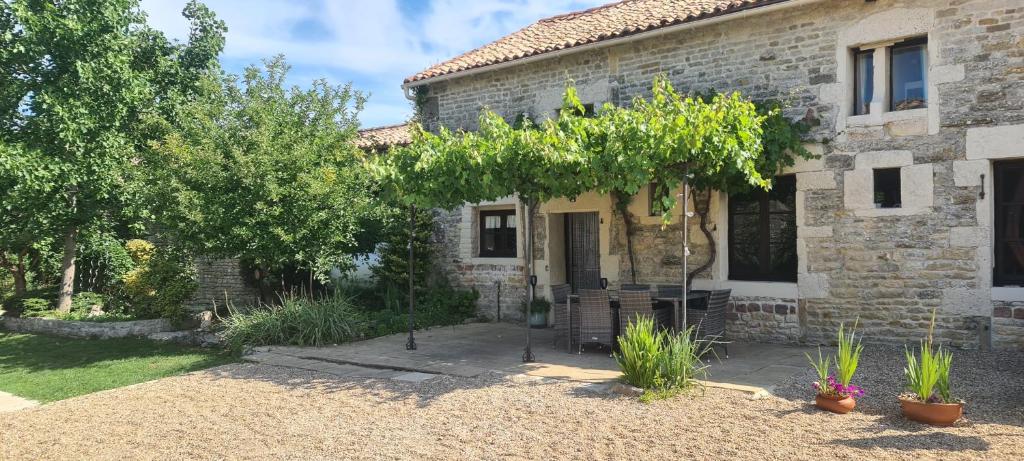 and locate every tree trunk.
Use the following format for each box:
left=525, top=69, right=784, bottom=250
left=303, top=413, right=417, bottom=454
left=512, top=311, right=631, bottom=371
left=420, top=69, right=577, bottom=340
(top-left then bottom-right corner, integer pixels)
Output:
left=57, top=226, right=78, bottom=312
left=1, top=251, right=28, bottom=296
left=12, top=251, right=27, bottom=296
left=612, top=191, right=638, bottom=284
left=687, top=189, right=715, bottom=284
